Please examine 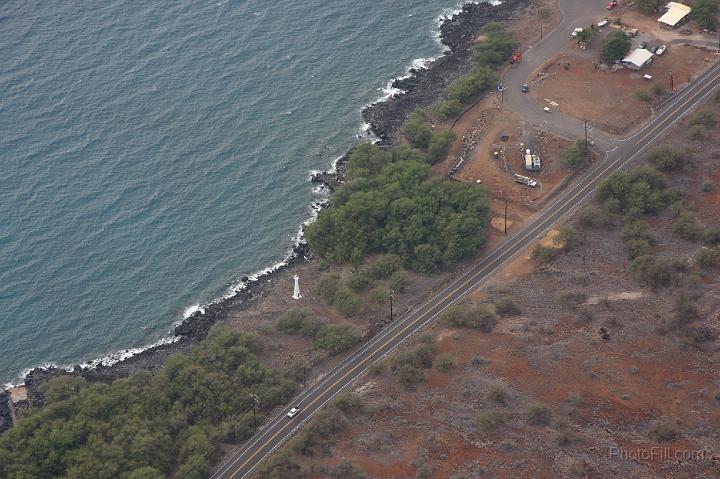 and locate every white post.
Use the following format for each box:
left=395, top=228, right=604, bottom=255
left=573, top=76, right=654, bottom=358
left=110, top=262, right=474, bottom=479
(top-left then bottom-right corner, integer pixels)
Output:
left=292, top=275, right=301, bottom=300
